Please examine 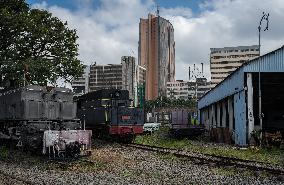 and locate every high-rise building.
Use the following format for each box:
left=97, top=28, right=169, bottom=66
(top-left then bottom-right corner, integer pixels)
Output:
left=135, top=65, right=146, bottom=107
left=210, top=45, right=259, bottom=87
left=166, top=78, right=210, bottom=100
left=139, top=13, right=175, bottom=100
left=121, top=56, right=136, bottom=100
left=196, top=78, right=211, bottom=99
left=166, top=80, right=192, bottom=100
left=88, top=58, right=146, bottom=107
left=136, top=65, right=146, bottom=86
left=71, top=65, right=90, bottom=95
left=89, top=64, right=123, bottom=92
